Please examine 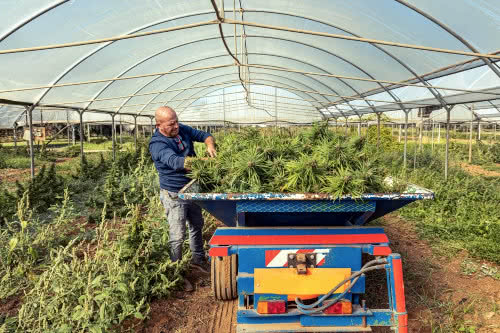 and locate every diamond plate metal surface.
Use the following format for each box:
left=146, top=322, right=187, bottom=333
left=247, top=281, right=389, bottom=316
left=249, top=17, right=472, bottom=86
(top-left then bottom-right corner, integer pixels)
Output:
left=236, top=200, right=375, bottom=213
